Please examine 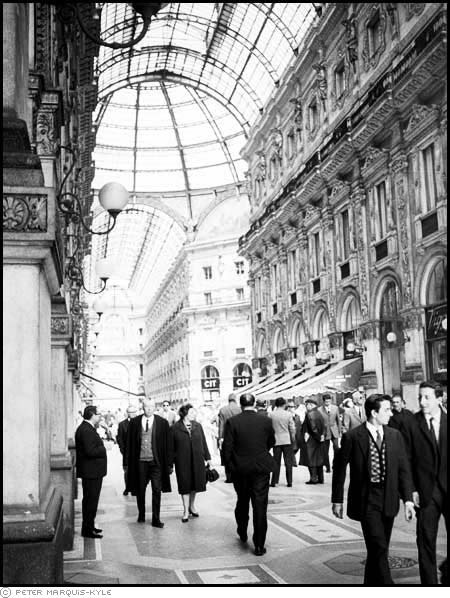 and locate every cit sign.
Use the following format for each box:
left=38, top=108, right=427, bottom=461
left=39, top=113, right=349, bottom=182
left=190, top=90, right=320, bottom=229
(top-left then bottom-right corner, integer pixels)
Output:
left=201, top=378, right=220, bottom=390
left=233, top=376, right=252, bottom=388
